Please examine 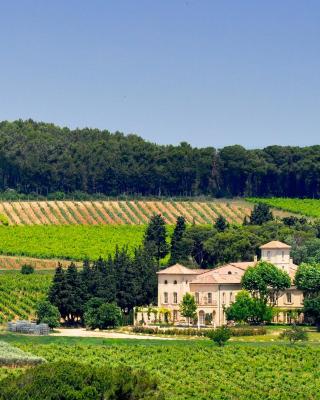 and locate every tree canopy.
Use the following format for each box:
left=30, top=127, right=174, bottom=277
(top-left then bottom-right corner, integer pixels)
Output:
left=1, top=120, right=320, bottom=198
